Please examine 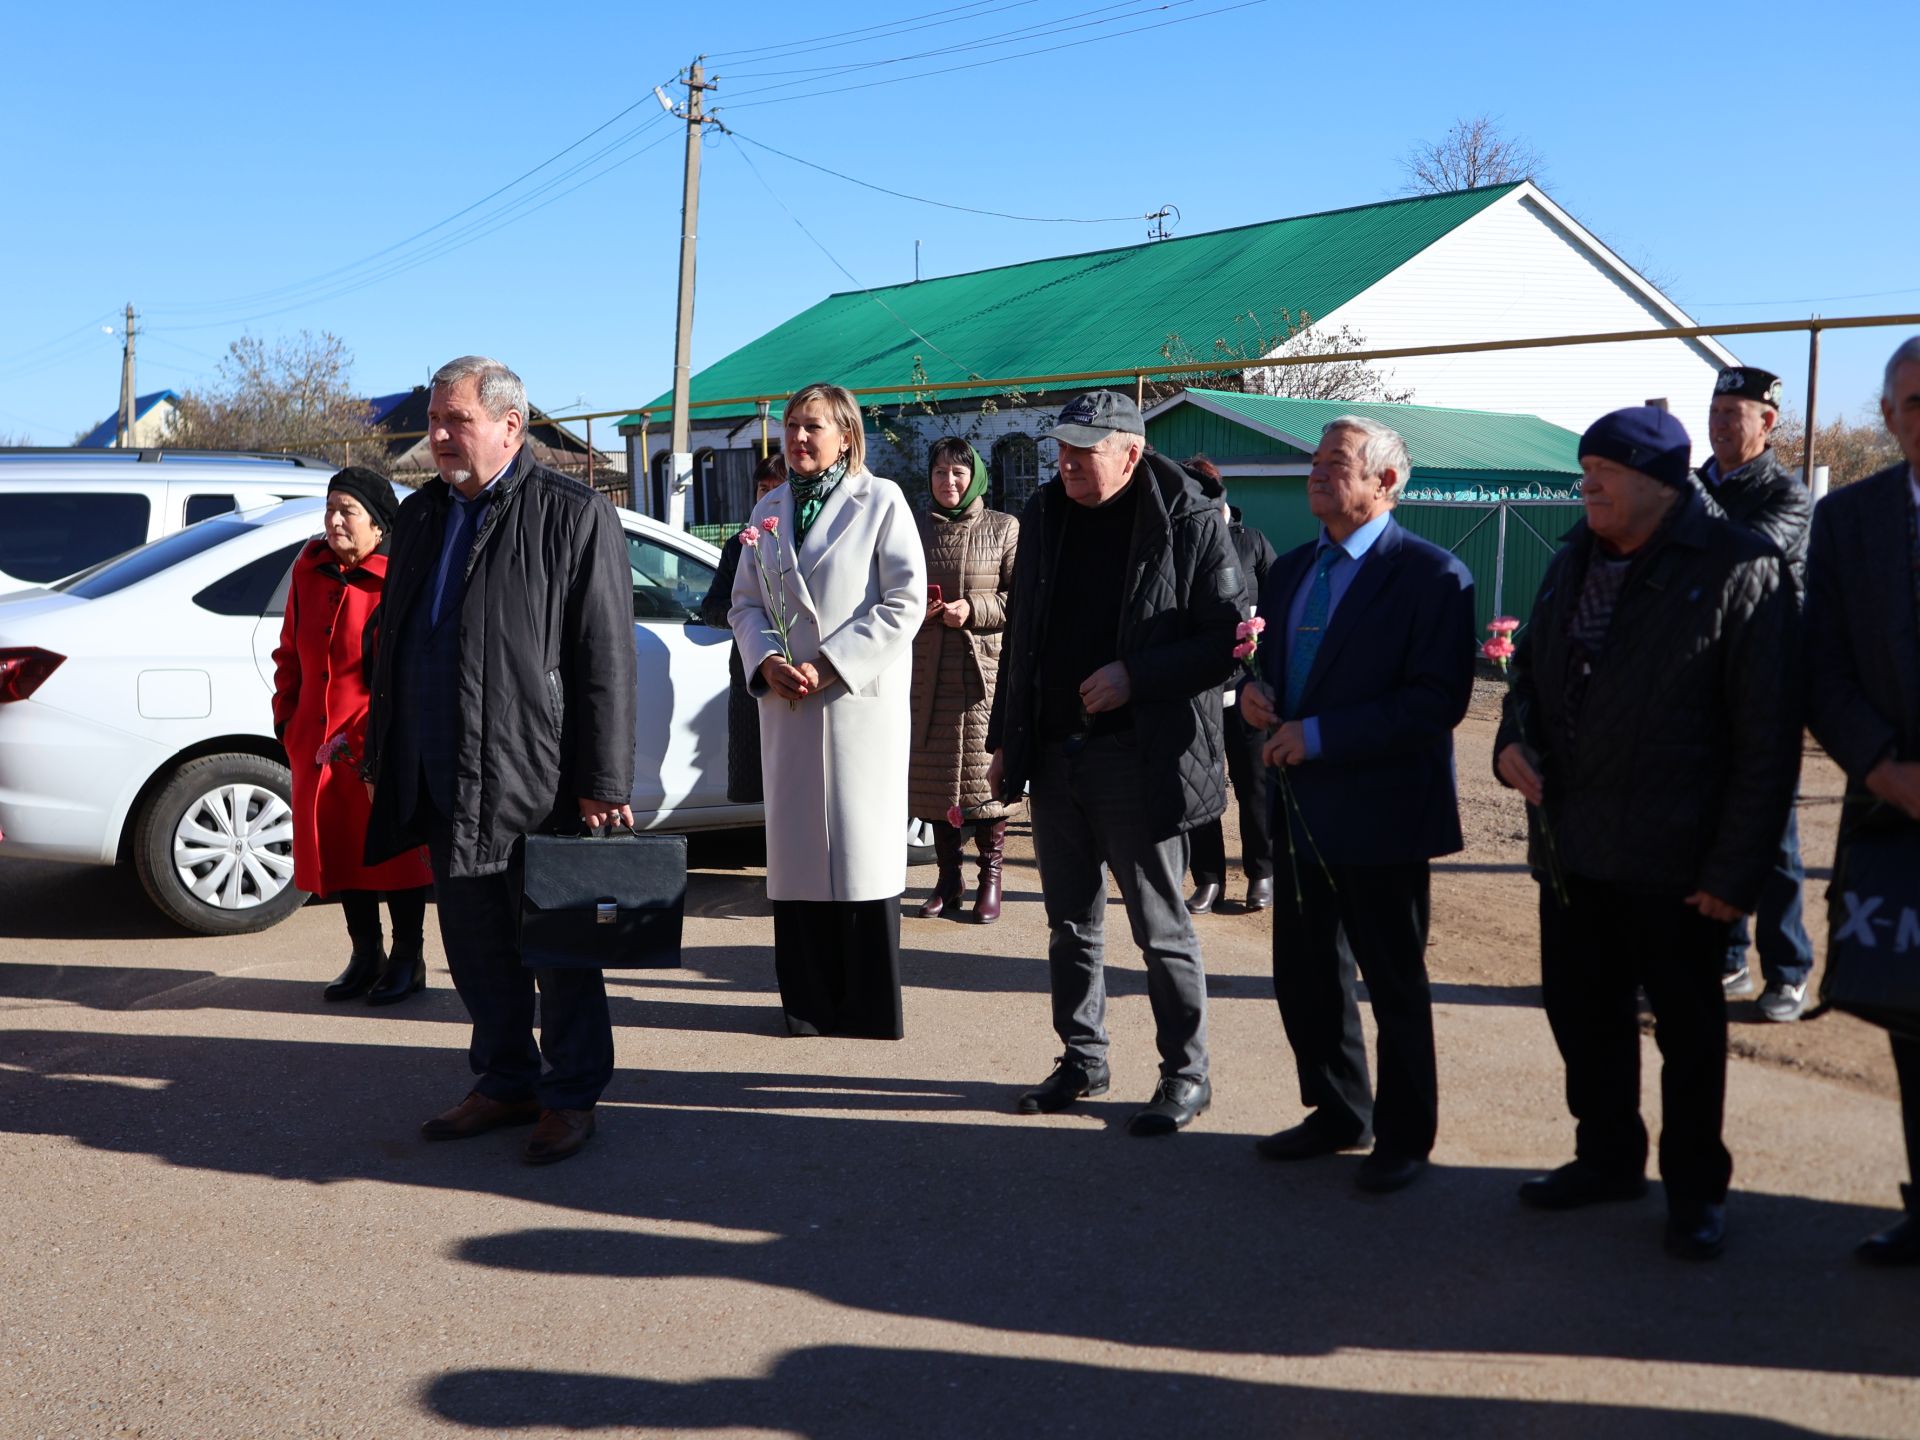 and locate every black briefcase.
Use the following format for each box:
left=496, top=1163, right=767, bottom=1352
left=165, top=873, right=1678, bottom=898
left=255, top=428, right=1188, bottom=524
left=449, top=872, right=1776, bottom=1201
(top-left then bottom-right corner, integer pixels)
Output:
left=513, top=827, right=687, bottom=970
left=1821, top=821, right=1920, bottom=1038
